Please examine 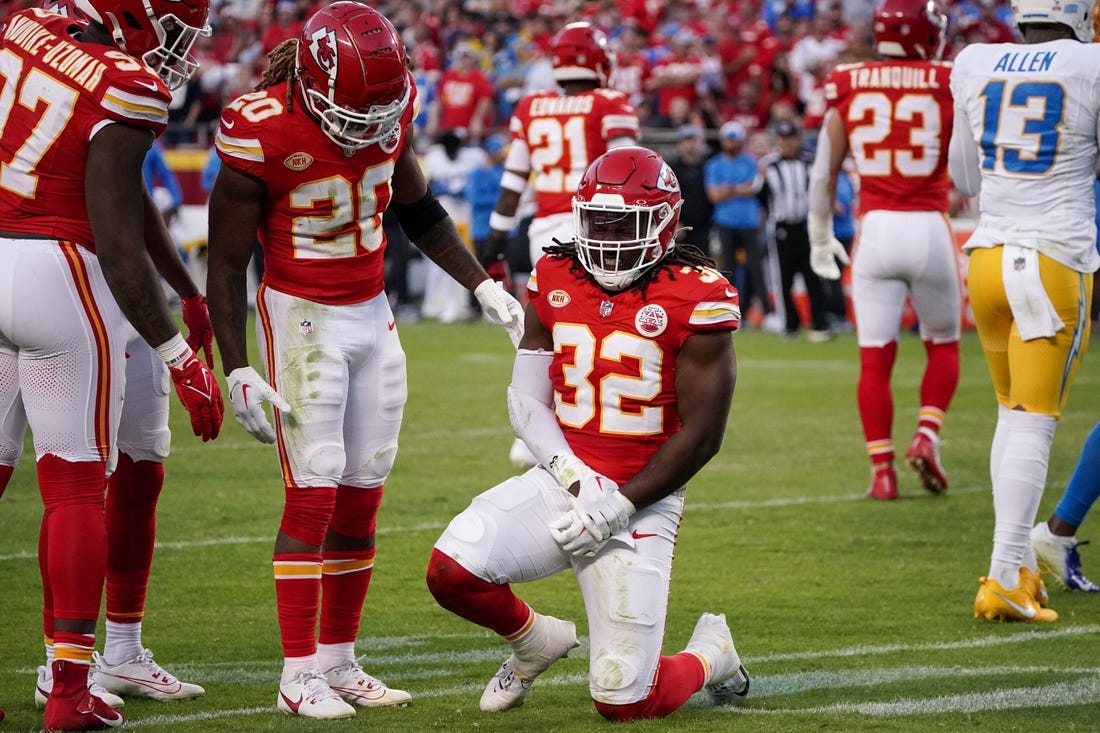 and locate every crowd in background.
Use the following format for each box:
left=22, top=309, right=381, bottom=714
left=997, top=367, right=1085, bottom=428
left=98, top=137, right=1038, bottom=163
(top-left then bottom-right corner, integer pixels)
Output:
left=0, top=0, right=1024, bottom=147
